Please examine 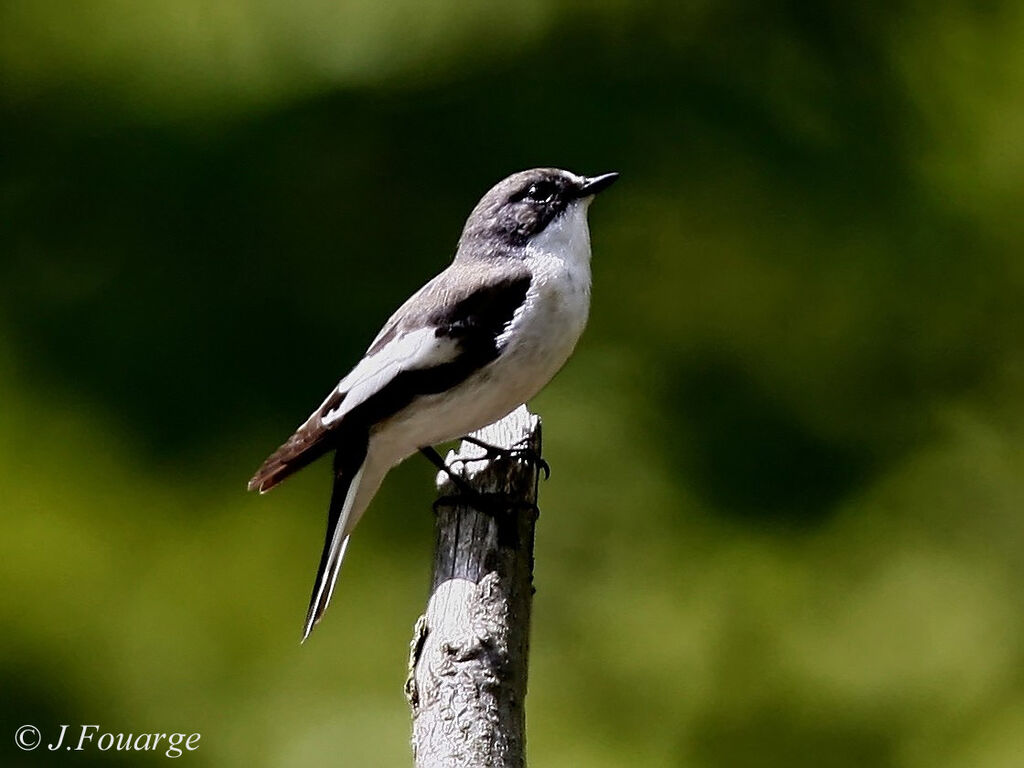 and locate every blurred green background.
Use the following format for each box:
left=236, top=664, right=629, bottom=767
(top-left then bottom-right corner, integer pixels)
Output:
left=2, top=0, right=1023, bottom=765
